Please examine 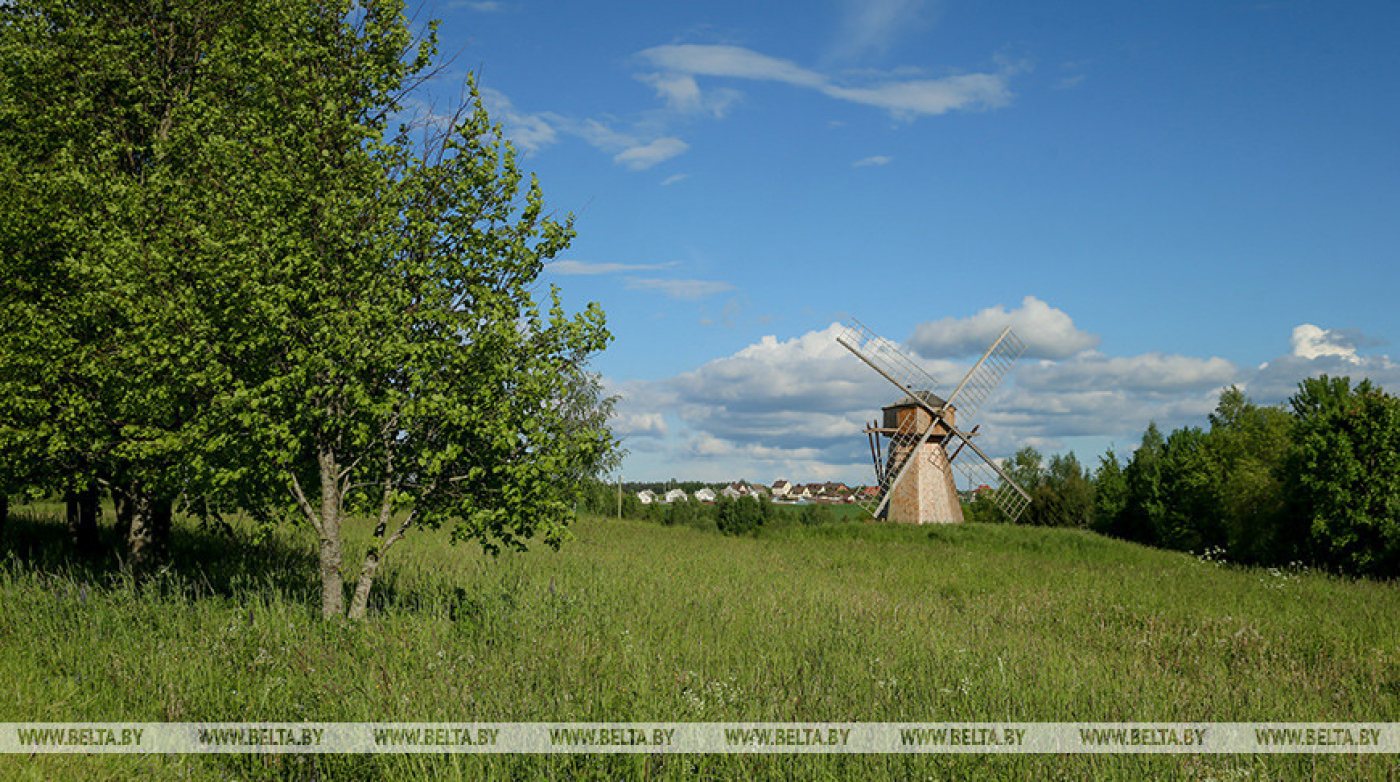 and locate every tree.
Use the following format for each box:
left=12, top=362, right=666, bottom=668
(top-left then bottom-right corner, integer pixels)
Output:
left=193, top=4, right=617, bottom=619
left=716, top=495, right=766, bottom=536
left=1113, top=422, right=1166, bottom=545
left=1039, top=452, right=1096, bottom=528
left=0, top=0, right=261, bottom=569
left=1208, top=387, right=1292, bottom=563
left=2, top=0, right=618, bottom=616
left=1285, top=376, right=1400, bottom=576
left=1091, top=449, right=1127, bottom=536
left=1154, top=426, right=1221, bottom=552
